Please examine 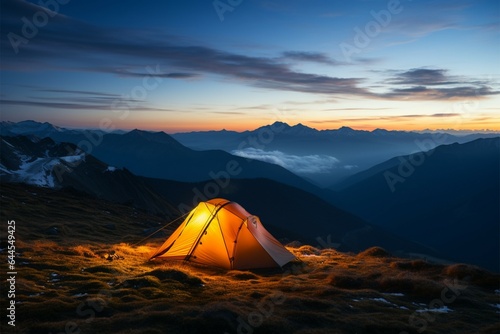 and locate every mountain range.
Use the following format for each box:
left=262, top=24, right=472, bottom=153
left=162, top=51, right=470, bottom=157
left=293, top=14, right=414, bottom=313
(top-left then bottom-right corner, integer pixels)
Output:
left=0, top=132, right=435, bottom=258
left=3, top=120, right=498, bottom=187
left=0, top=135, right=178, bottom=218
left=331, top=138, right=500, bottom=271
left=1, top=120, right=498, bottom=271
left=172, top=121, right=499, bottom=186
left=1, top=121, right=318, bottom=194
